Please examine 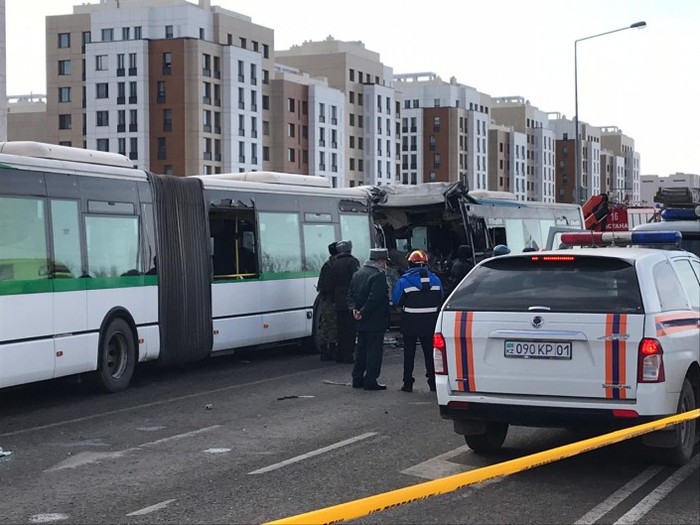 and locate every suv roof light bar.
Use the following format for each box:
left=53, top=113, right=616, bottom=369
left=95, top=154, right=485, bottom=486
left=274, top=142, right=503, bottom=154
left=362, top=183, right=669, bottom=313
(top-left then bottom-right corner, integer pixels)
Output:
left=560, top=230, right=682, bottom=247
